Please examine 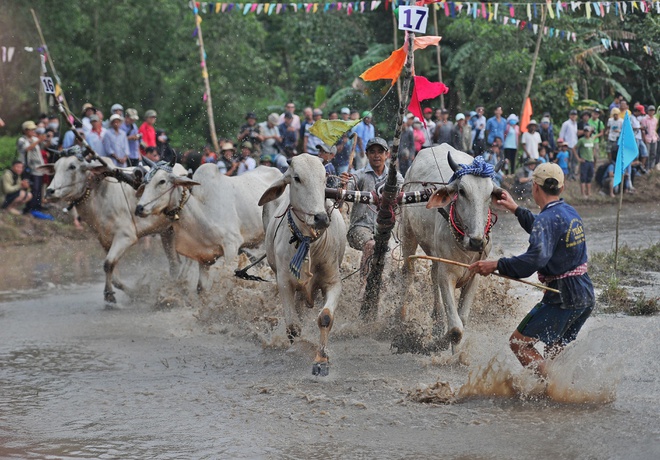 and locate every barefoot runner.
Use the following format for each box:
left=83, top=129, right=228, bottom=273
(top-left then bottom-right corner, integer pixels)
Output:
left=469, top=163, right=595, bottom=377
